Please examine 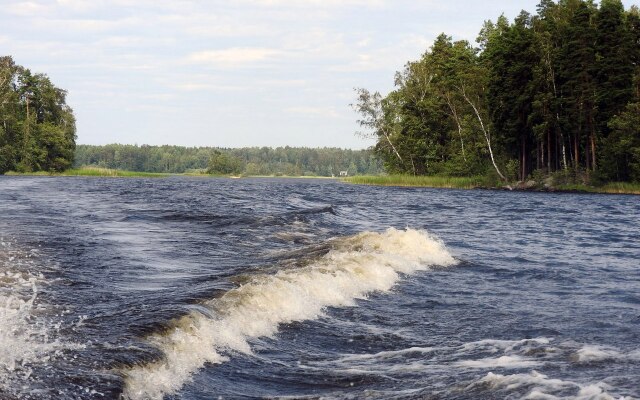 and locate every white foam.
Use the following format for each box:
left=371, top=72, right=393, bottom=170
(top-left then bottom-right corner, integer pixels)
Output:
left=0, top=240, right=79, bottom=395
left=473, top=371, right=624, bottom=400
left=122, top=228, right=456, bottom=400
left=338, top=346, right=439, bottom=362
left=575, top=346, right=622, bottom=363
left=456, top=355, right=542, bottom=369
left=461, top=338, right=552, bottom=353
left=574, top=345, right=640, bottom=364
